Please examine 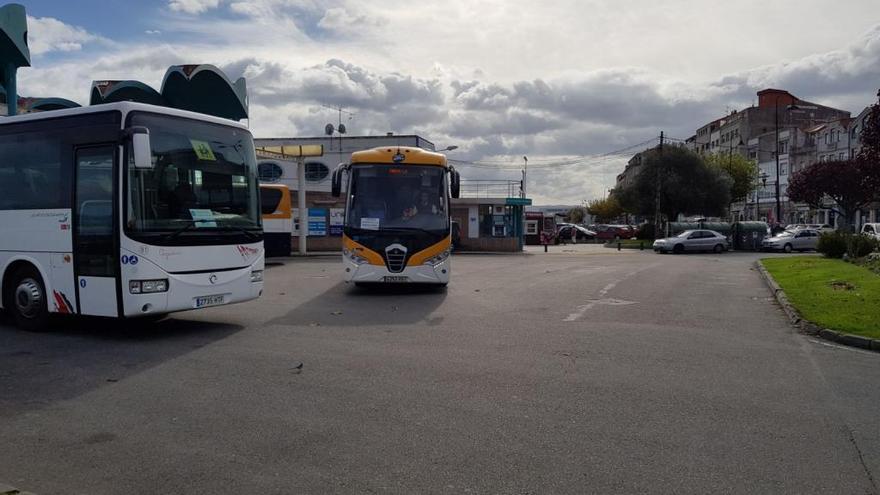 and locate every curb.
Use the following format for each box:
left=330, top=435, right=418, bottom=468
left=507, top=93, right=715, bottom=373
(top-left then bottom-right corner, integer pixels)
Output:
left=755, top=260, right=880, bottom=353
